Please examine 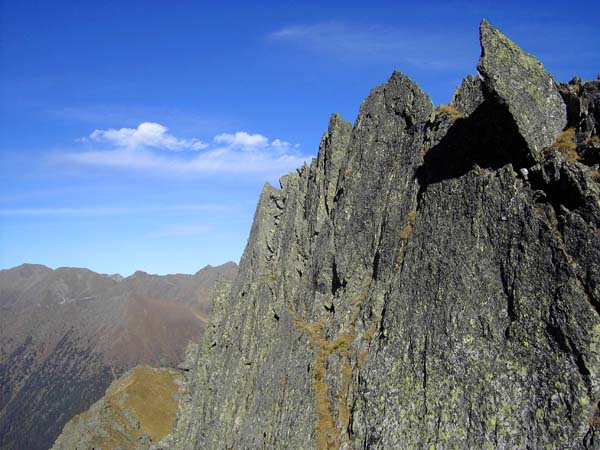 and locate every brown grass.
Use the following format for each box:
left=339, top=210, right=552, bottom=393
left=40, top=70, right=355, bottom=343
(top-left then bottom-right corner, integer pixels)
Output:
left=437, top=104, right=464, bottom=121
left=399, top=210, right=417, bottom=242
left=588, top=404, right=600, bottom=434
left=290, top=306, right=353, bottom=450
left=83, top=366, right=180, bottom=449
left=119, top=366, right=179, bottom=442
left=336, top=363, right=352, bottom=429
left=312, top=334, right=352, bottom=450
left=547, top=128, right=580, bottom=162
left=587, top=135, right=600, bottom=145
left=290, top=280, right=383, bottom=450
left=313, top=347, right=336, bottom=450
left=357, top=350, right=369, bottom=368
